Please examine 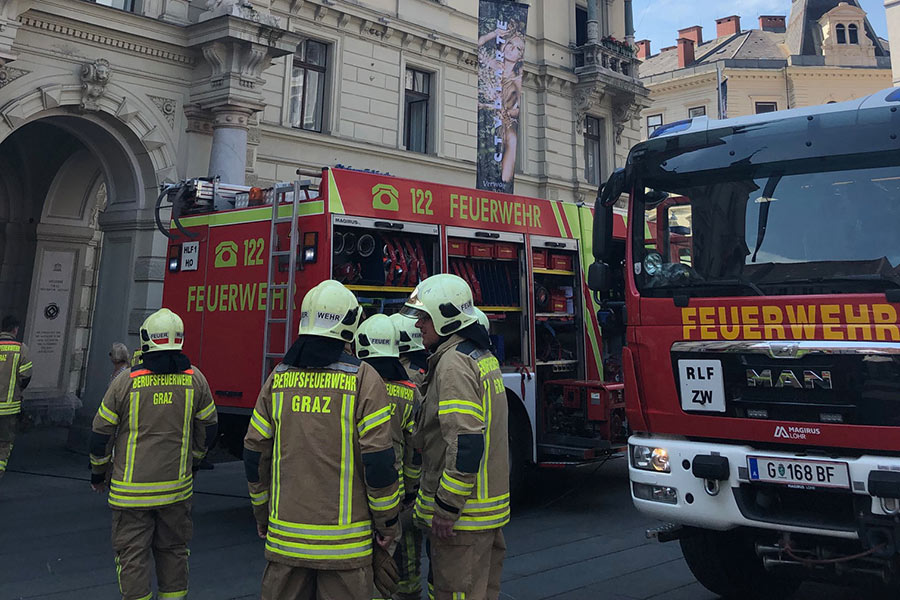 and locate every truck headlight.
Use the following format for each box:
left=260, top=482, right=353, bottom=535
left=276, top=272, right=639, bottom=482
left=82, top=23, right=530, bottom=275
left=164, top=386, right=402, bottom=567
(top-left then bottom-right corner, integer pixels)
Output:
left=631, top=444, right=671, bottom=473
